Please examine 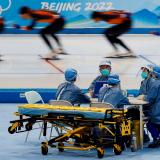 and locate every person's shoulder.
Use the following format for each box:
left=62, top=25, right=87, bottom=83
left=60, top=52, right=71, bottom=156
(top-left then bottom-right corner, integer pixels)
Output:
left=109, top=73, right=119, bottom=79
left=70, top=84, right=81, bottom=93
left=58, top=82, right=66, bottom=87
left=95, top=75, right=102, bottom=80
left=150, top=77, right=156, bottom=83
left=73, top=84, right=81, bottom=90
left=91, top=75, right=103, bottom=82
